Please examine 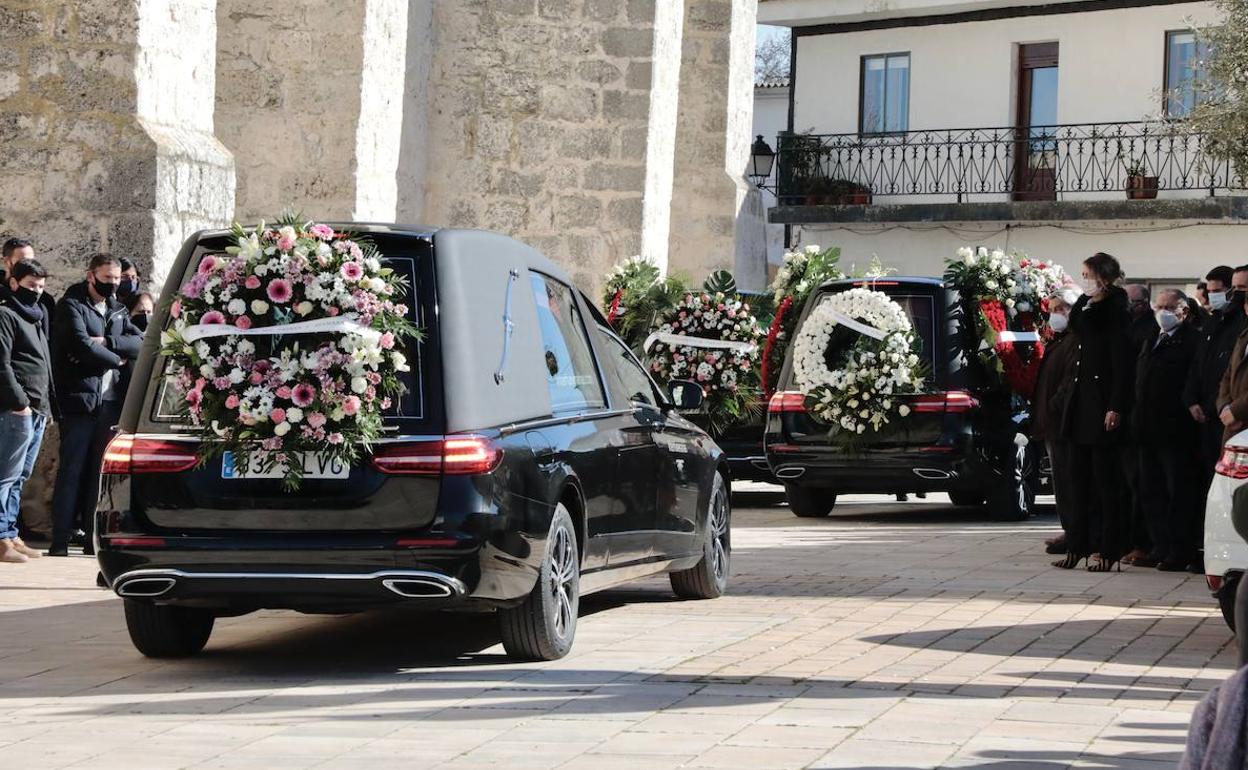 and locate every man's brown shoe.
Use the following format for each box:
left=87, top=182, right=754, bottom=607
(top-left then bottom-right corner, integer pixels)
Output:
left=0, top=540, right=30, bottom=563
left=12, top=538, right=41, bottom=559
